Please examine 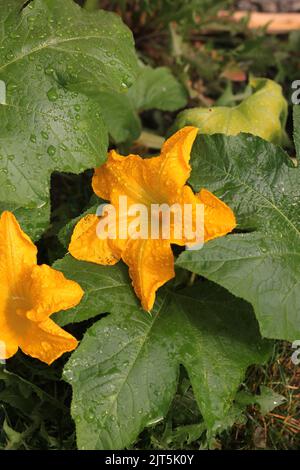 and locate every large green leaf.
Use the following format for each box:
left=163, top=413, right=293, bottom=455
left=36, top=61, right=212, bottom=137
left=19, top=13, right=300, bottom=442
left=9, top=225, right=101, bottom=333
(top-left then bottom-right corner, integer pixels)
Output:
left=177, top=133, right=300, bottom=341
left=0, top=0, right=138, bottom=238
left=173, top=78, right=288, bottom=145
left=55, top=256, right=270, bottom=449
left=97, top=91, right=141, bottom=145
left=0, top=200, right=50, bottom=241
left=98, top=65, right=187, bottom=145
left=127, top=65, right=187, bottom=112
left=53, top=257, right=140, bottom=326
left=236, top=386, right=286, bottom=416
